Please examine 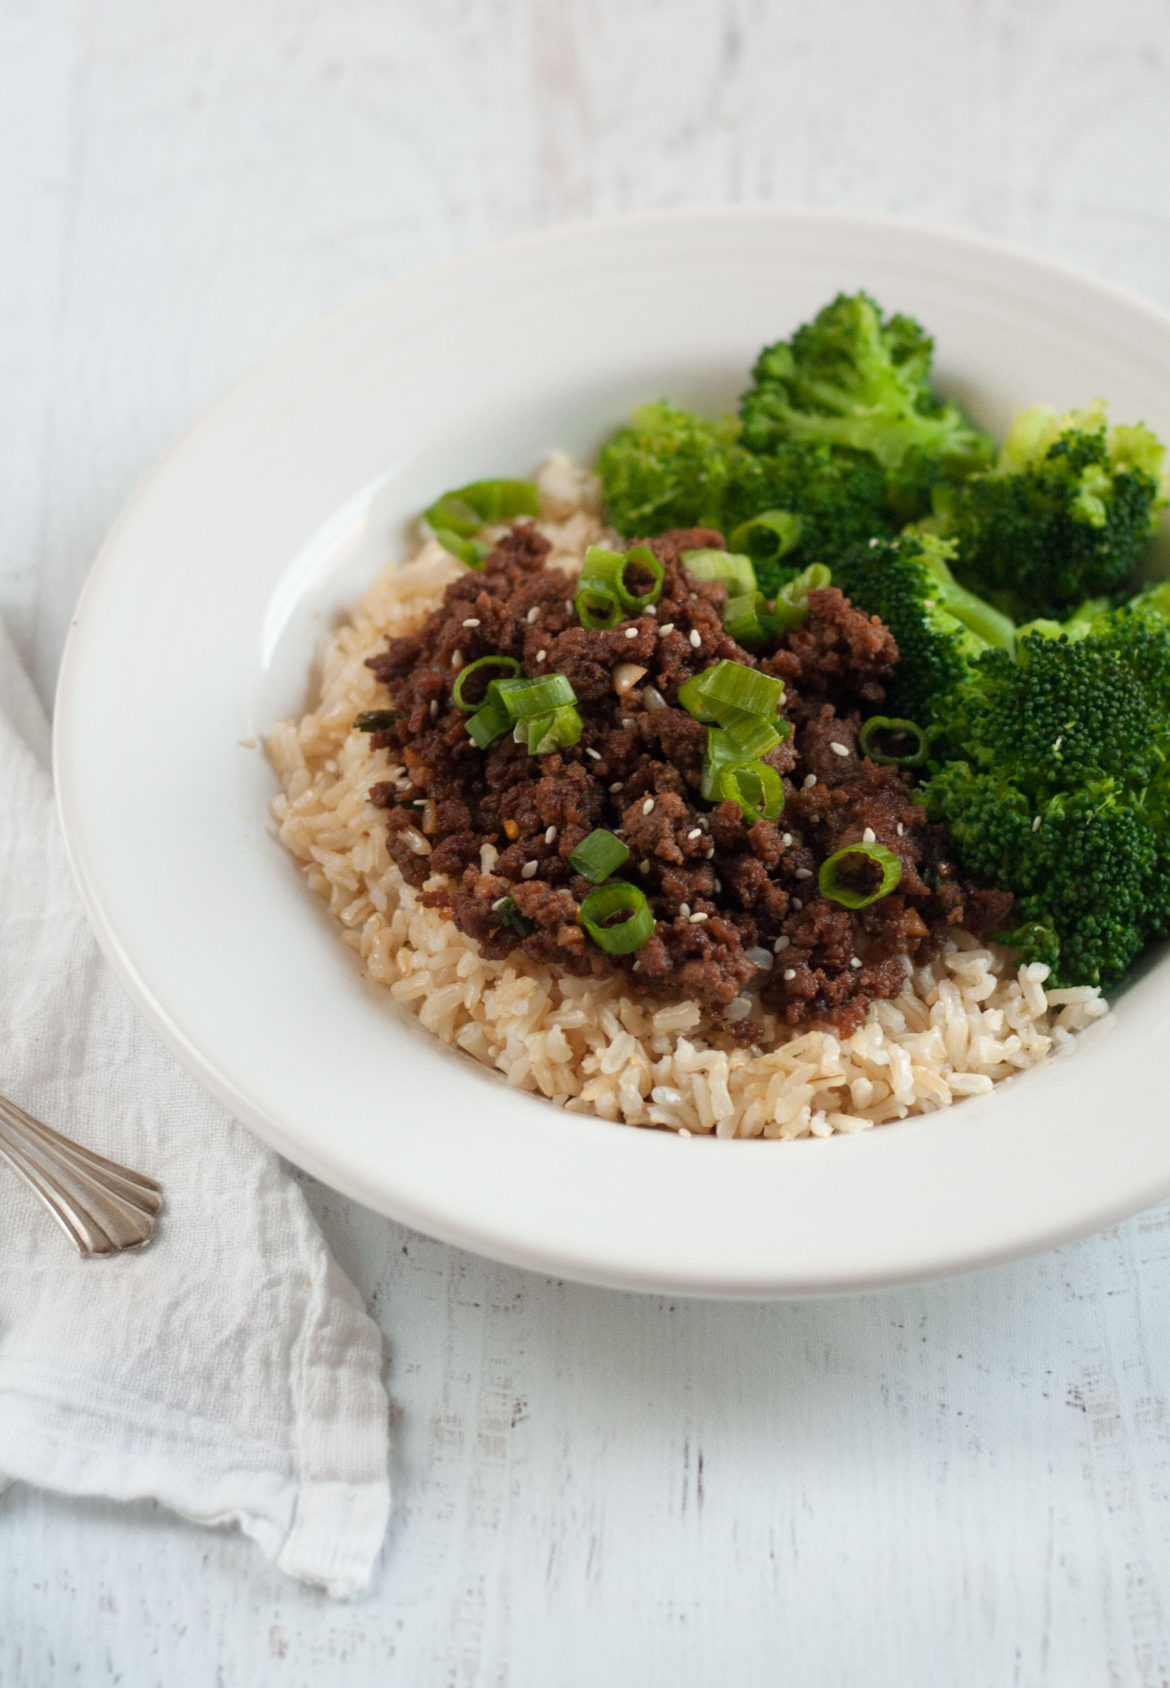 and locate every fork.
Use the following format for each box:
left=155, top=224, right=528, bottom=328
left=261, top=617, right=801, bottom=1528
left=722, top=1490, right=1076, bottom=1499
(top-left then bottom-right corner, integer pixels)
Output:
left=0, top=1089, right=163, bottom=1257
